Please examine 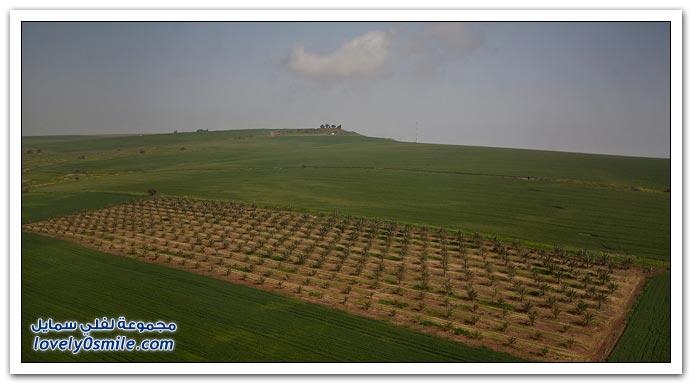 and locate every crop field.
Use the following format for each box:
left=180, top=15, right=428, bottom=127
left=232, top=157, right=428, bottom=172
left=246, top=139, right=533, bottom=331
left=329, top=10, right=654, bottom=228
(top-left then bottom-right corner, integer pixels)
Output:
left=23, top=196, right=650, bottom=362
left=23, top=232, right=522, bottom=362
left=607, top=272, right=671, bottom=362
